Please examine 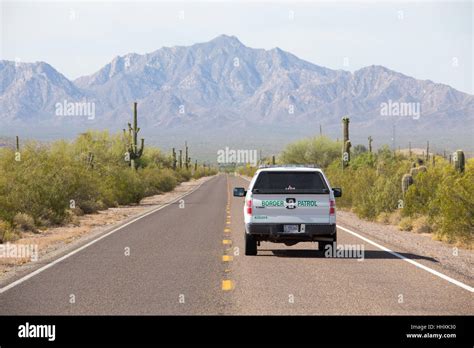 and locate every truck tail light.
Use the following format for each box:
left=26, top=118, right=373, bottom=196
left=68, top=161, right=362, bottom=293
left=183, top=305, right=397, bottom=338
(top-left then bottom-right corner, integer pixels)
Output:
left=329, top=200, right=335, bottom=215
left=246, top=199, right=252, bottom=215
